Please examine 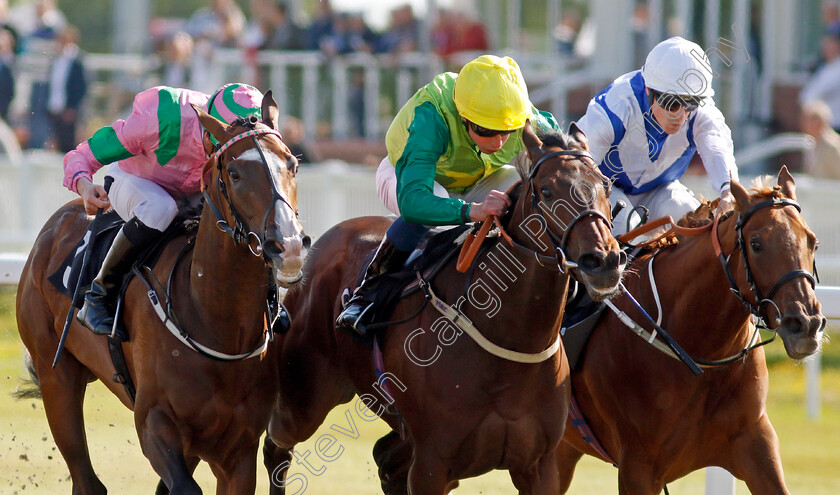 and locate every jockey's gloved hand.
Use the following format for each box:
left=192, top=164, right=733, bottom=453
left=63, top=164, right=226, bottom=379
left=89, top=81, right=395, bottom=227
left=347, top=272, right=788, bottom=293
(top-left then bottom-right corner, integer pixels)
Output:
left=717, top=189, right=735, bottom=216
